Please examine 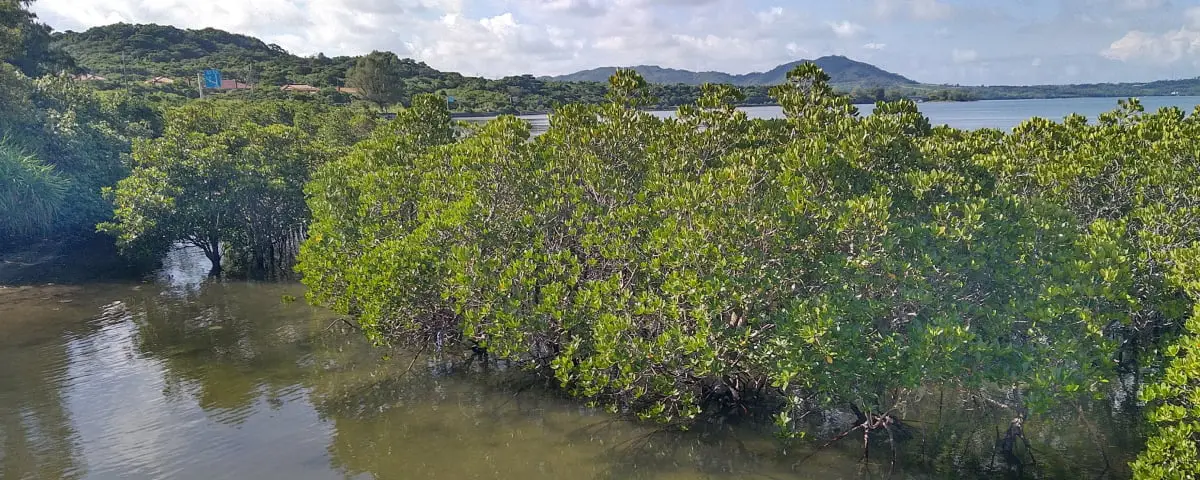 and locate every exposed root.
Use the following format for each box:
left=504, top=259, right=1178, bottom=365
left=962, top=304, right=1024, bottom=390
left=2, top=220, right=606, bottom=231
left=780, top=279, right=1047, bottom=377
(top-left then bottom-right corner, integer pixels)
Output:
left=792, top=405, right=913, bottom=472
